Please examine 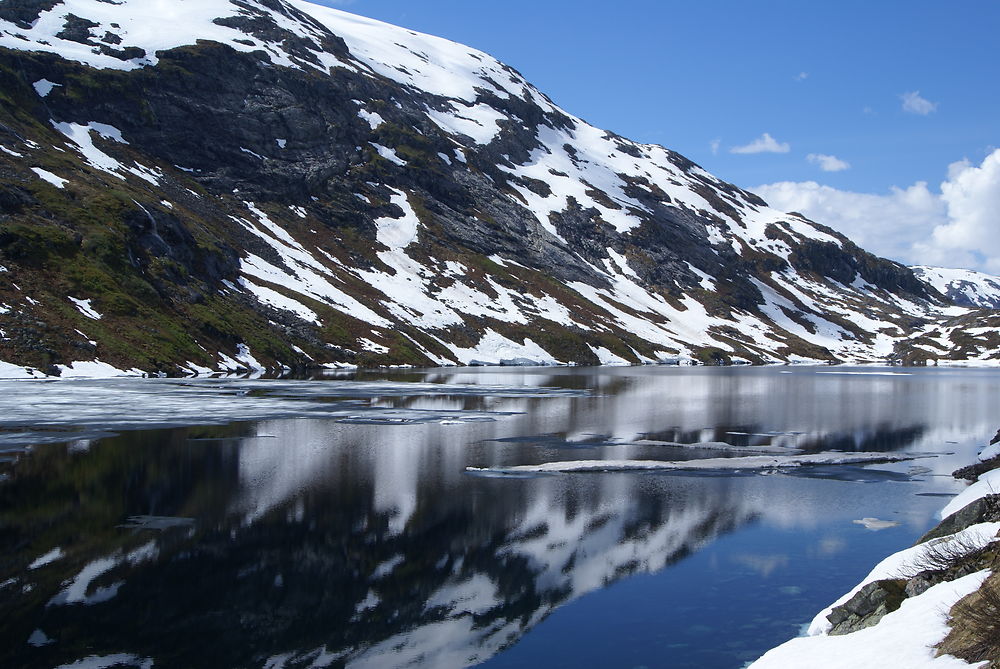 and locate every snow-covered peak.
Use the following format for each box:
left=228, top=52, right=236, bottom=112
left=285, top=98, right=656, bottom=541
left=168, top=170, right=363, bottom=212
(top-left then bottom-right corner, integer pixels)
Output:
left=290, top=1, right=538, bottom=104
left=912, top=266, right=1000, bottom=309
left=0, top=0, right=350, bottom=72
